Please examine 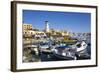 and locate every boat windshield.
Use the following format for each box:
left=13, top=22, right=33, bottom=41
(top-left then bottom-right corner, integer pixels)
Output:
left=76, top=44, right=81, bottom=48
